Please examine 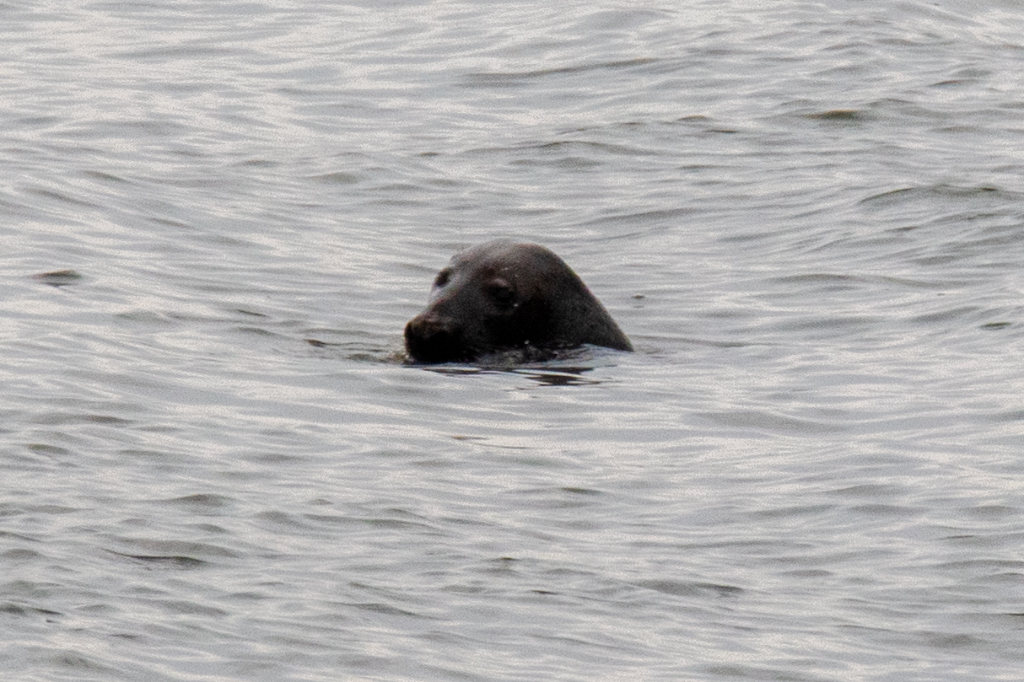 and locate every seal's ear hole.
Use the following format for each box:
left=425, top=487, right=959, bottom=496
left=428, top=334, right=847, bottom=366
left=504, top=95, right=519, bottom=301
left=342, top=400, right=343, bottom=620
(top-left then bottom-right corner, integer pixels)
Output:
left=485, top=279, right=516, bottom=310
left=433, top=268, right=452, bottom=288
